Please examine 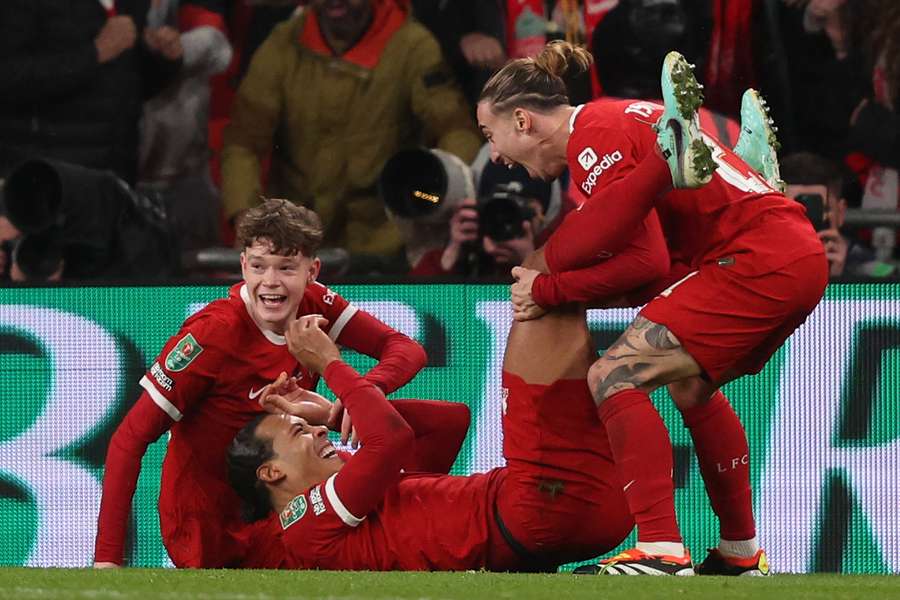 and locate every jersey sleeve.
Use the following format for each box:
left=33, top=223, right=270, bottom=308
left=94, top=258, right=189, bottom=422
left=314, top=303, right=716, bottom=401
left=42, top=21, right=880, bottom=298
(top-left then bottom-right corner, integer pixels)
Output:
left=319, top=361, right=414, bottom=526
left=391, top=399, right=470, bottom=474
left=532, top=211, right=670, bottom=308
left=544, top=105, right=672, bottom=272
left=336, top=309, right=427, bottom=394
left=94, top=392, right=173, bottom=564
left=138, top=312, right=230, bottom=422
left=306, top=283, right=427, bottom=394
